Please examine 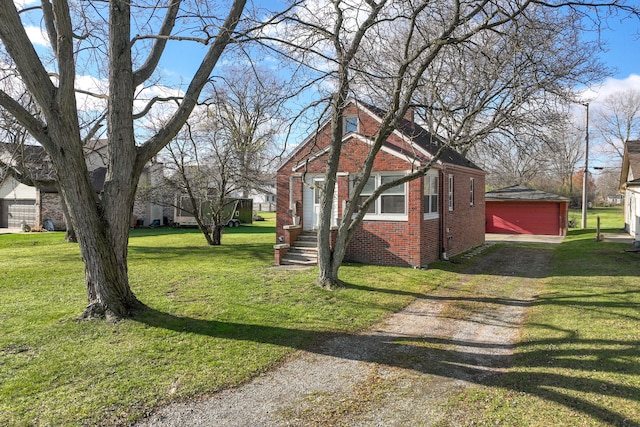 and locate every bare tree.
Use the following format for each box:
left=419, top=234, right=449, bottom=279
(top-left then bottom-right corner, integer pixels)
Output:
left=594, top=89, right=640, bottom=160
left=266, top=0, right=627, bottom=288
left=163, top=117, right=243, bottom=246
left=204, top=67, right=289, bottom=198
left=545, top=120, right=585, bottom=202
left=472, top=131, right=551, bottom=189
left=594, top=166, right=622, bottom=205
left=472, top=110, right=586, bottom=199
left=152, top=68, right=287, bottom=245
left=0, top=0, right=249, bottom=319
